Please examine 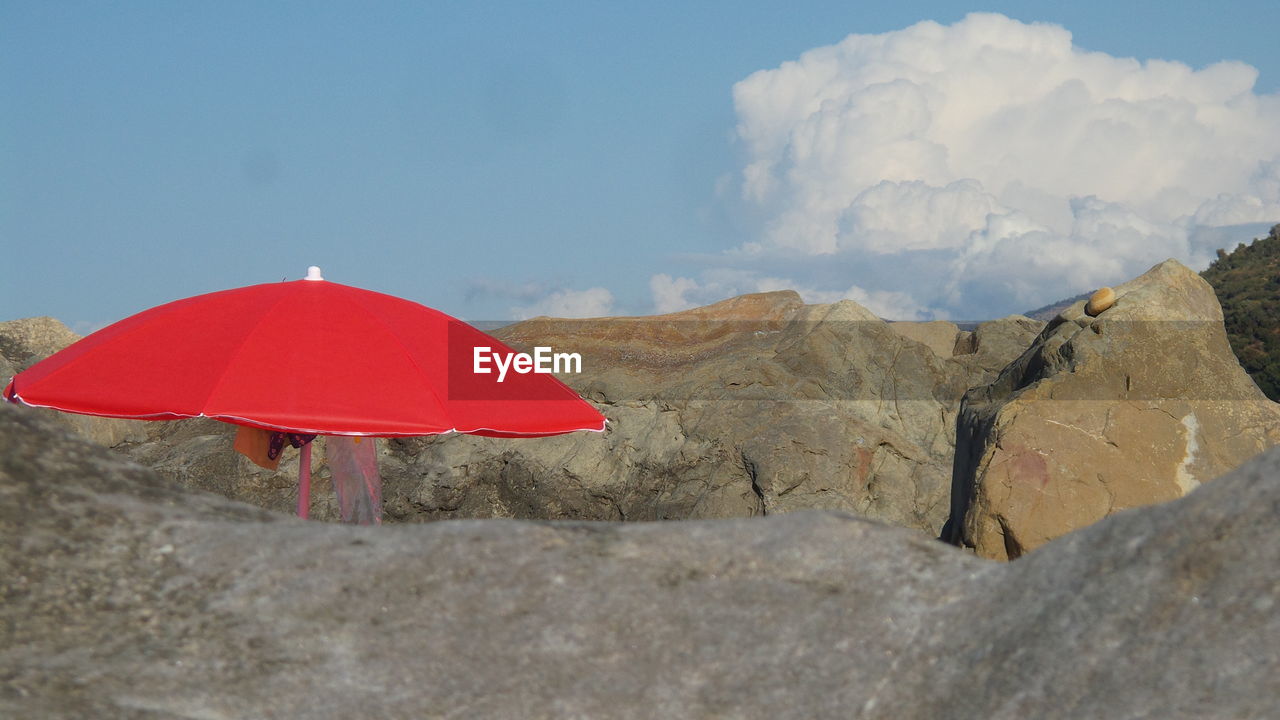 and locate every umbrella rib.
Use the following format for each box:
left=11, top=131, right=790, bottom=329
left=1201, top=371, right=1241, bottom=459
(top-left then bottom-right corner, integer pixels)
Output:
left=7, top=298, right=205, bottom=418
left=342, top=290, right=605, bottom=436
left=342, top=287, right=455, bottom=431
left=199, top=291, right=293, bottom=421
